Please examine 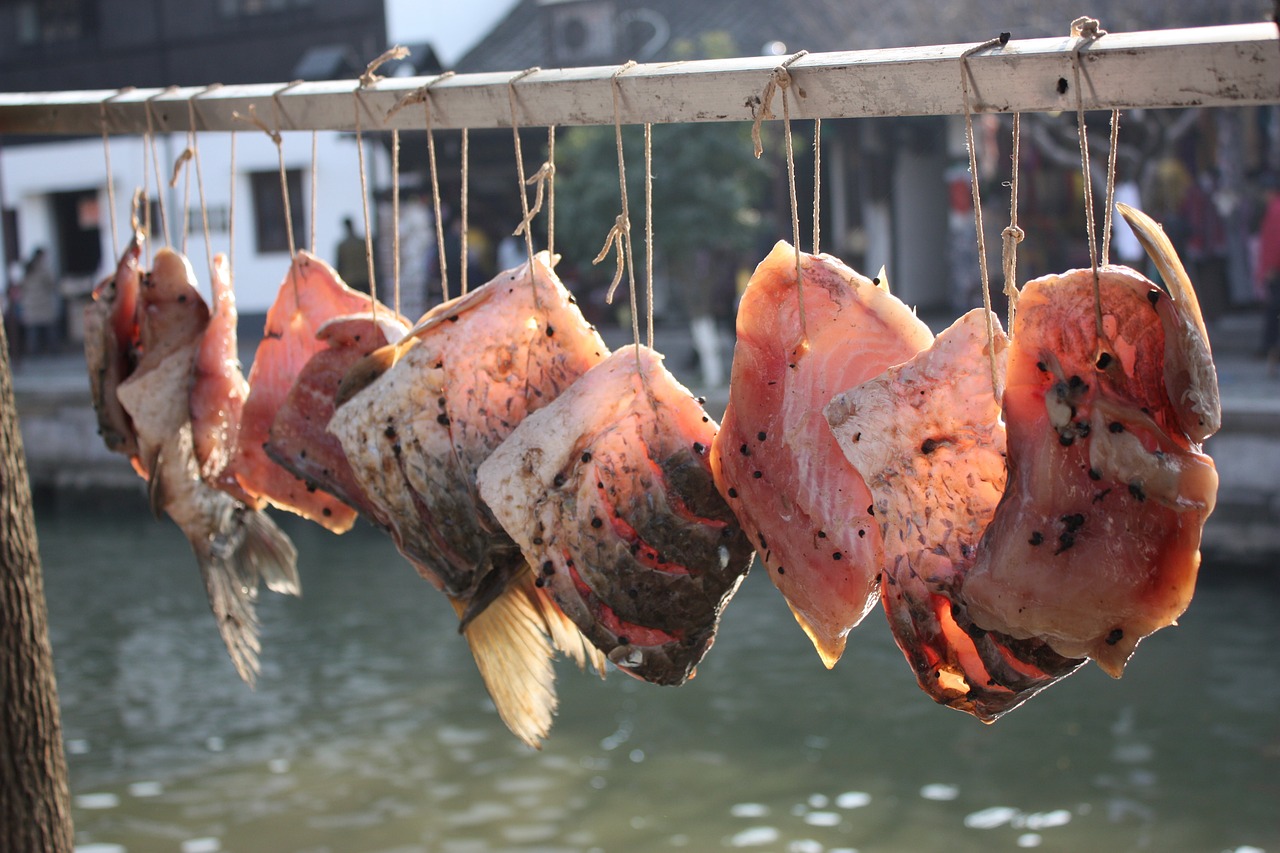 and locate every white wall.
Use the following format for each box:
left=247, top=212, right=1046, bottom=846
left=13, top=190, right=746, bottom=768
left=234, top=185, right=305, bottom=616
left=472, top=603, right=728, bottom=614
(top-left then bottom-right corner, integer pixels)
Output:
left=1, top=130, right=372, bottom=313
